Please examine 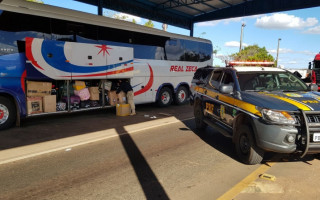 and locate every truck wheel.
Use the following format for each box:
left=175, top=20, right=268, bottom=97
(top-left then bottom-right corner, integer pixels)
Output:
left=0, top=96, right=16, bottom=130
left=194, top=101, right=207, bottom=130
left=235, top=125, right=264, bottom=165
left=157, top=87, right=173, bottom=107
left=174, top=86, right=188, bottom=105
